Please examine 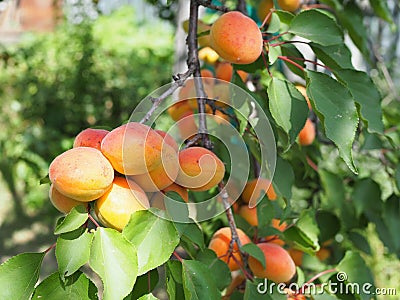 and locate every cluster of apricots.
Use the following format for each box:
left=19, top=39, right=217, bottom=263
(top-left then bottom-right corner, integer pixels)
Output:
left=48, top=123, right=225, bottom=231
